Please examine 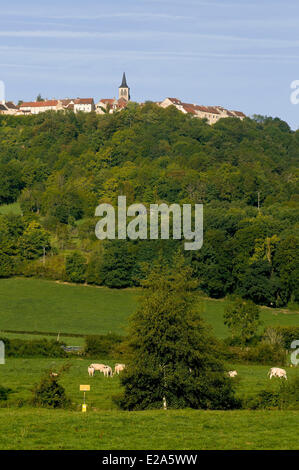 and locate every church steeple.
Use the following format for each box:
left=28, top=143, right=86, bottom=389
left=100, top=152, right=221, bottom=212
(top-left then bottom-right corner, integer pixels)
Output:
left=120, top=72, right=128, bottom=88
left=119, top=72, right=130, bottom=101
